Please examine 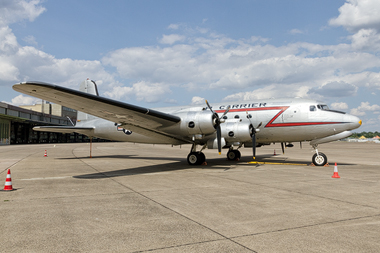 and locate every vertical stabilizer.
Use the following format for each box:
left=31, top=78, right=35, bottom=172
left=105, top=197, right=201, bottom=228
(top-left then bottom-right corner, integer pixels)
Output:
left=77, top=79, right=99, bottom=122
